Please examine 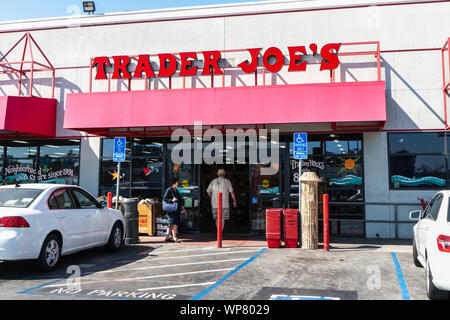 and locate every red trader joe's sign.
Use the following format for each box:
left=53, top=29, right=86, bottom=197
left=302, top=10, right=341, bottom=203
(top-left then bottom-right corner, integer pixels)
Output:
left=92, top=43, right=341, bottom=80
